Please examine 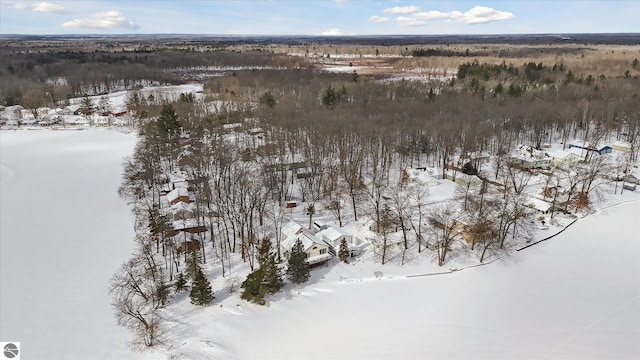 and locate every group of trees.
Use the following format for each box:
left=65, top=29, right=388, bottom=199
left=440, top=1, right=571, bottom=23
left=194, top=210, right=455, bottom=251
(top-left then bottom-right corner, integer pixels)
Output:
left=104, top=40, right=640, bottom=349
